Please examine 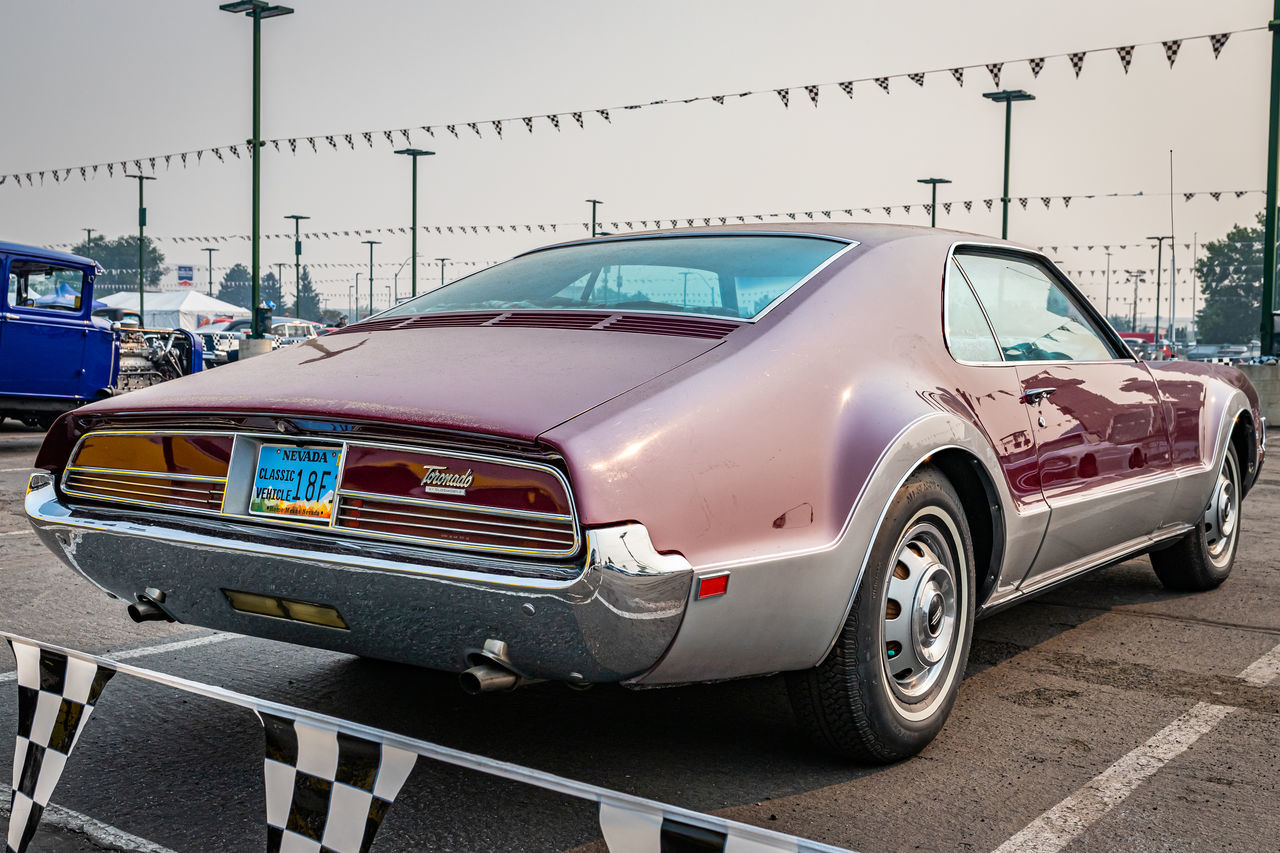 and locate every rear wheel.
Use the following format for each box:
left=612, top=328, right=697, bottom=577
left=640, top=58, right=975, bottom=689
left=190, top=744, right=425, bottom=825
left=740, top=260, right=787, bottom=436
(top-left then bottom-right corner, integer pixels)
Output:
left=786, top=467, right=975, bottom=762
left=1151, top=445, right=1241, bottom=591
